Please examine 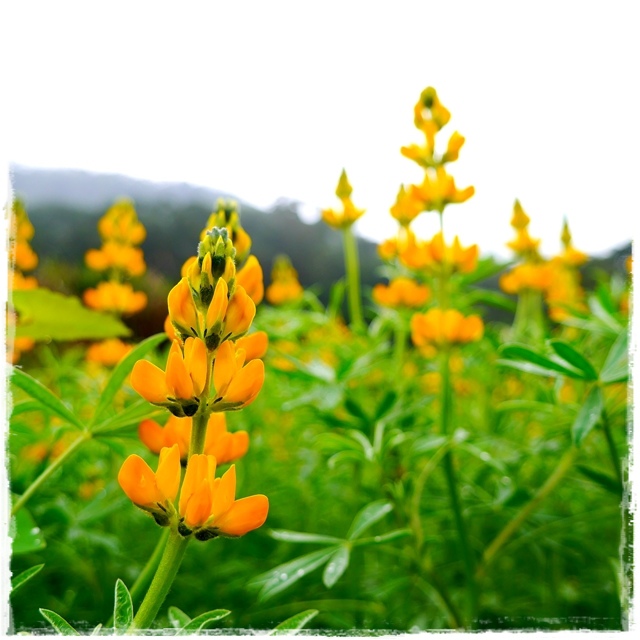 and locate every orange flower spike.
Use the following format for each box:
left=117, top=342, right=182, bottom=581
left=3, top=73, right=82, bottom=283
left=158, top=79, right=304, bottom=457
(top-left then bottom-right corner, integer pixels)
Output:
left=210, top=465, right=237, bottom=521
left=168, top=278, right=199, bottom=339
left=225, top=286, right=256, bottom=338
left=236, top=255, right=264, bottom=305
left=156, top=445, right=182, bottom=503
left=235, top=331, right=268, bottom=361
left=131, top=360, right=171, bottom=405
left=139, top=415, right=192, bottom=459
